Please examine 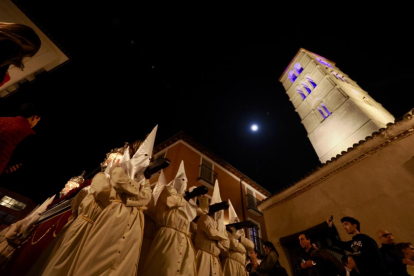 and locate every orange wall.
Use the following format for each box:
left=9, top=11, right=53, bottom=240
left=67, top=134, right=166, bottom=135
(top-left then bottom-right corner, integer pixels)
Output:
left=153, top=141, right=268, bottom=242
